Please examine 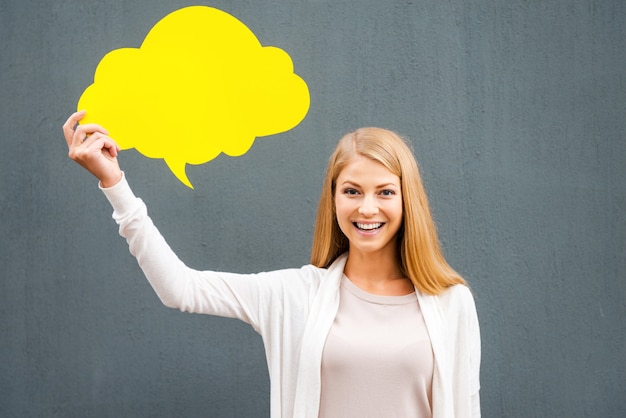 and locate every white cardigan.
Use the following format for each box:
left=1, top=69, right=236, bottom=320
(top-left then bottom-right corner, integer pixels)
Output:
left=102, top=174, right=481, bottom=418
